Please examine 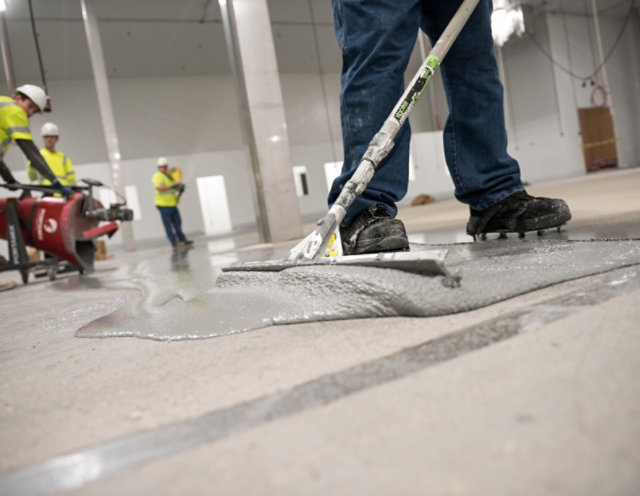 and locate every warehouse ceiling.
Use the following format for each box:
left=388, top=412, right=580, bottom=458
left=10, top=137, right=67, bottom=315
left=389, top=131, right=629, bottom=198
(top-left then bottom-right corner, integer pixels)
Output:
left=0, top=0, right=633, bottom=84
